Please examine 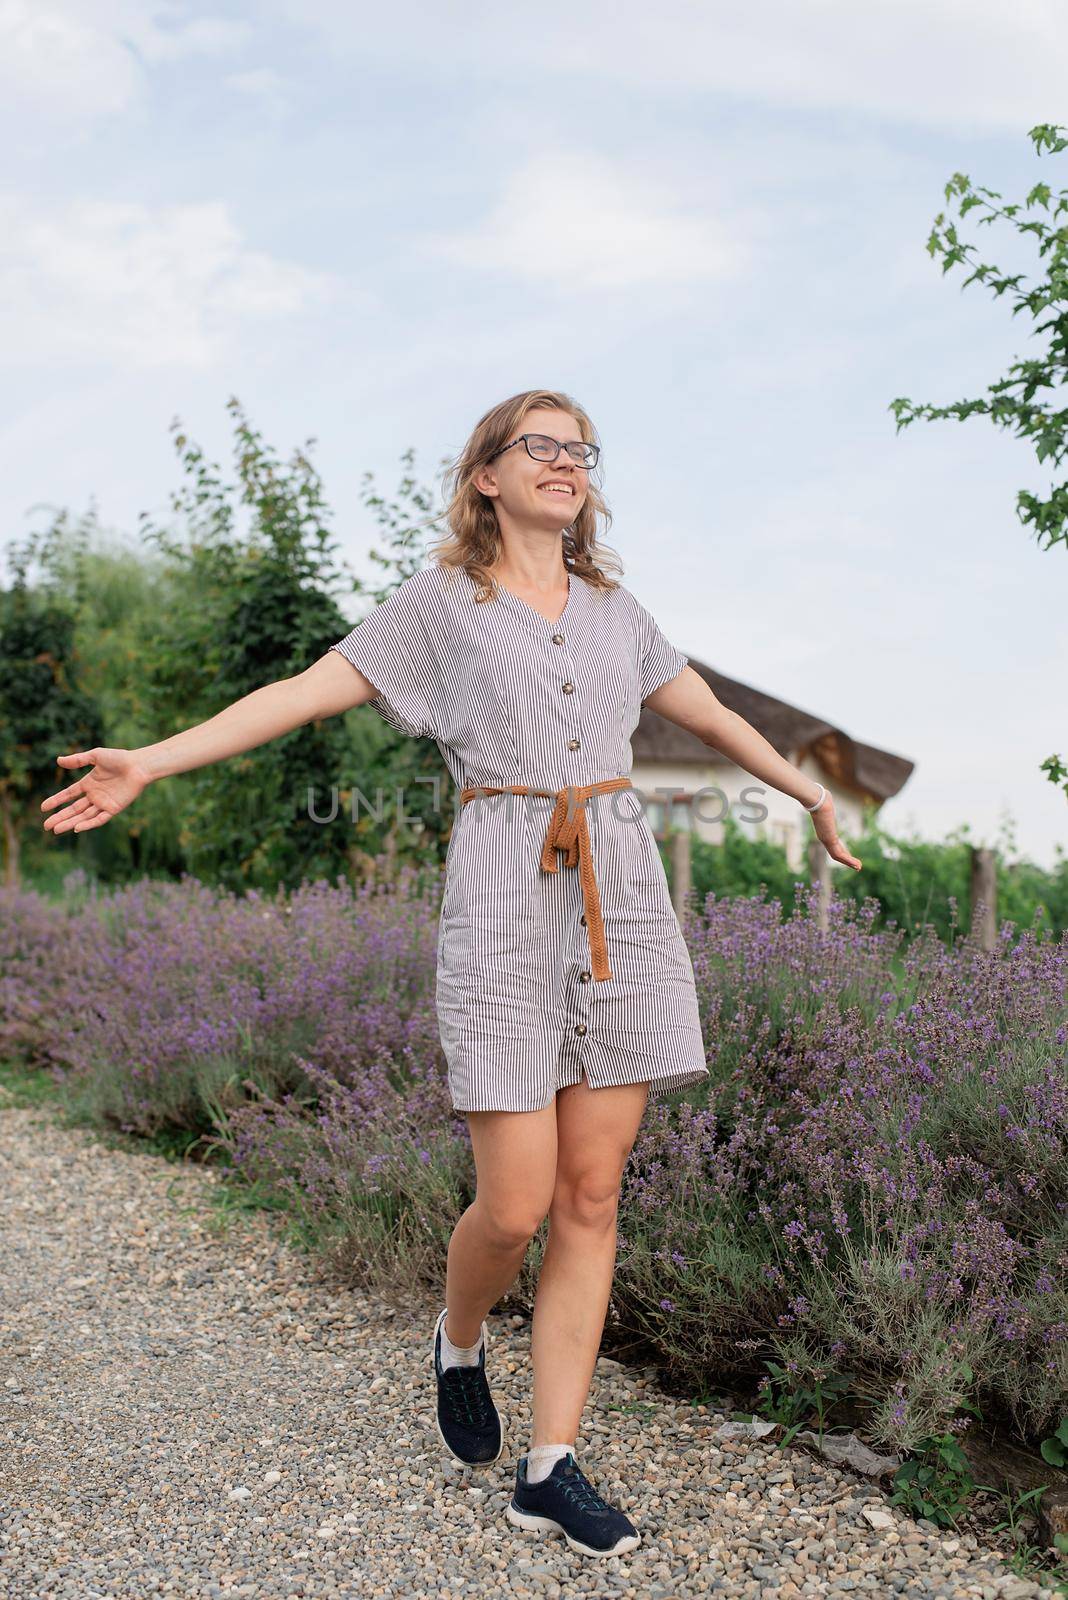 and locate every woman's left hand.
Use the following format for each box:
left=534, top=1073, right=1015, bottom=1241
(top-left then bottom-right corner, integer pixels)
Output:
left=810, top=794, right=863, bottom=871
